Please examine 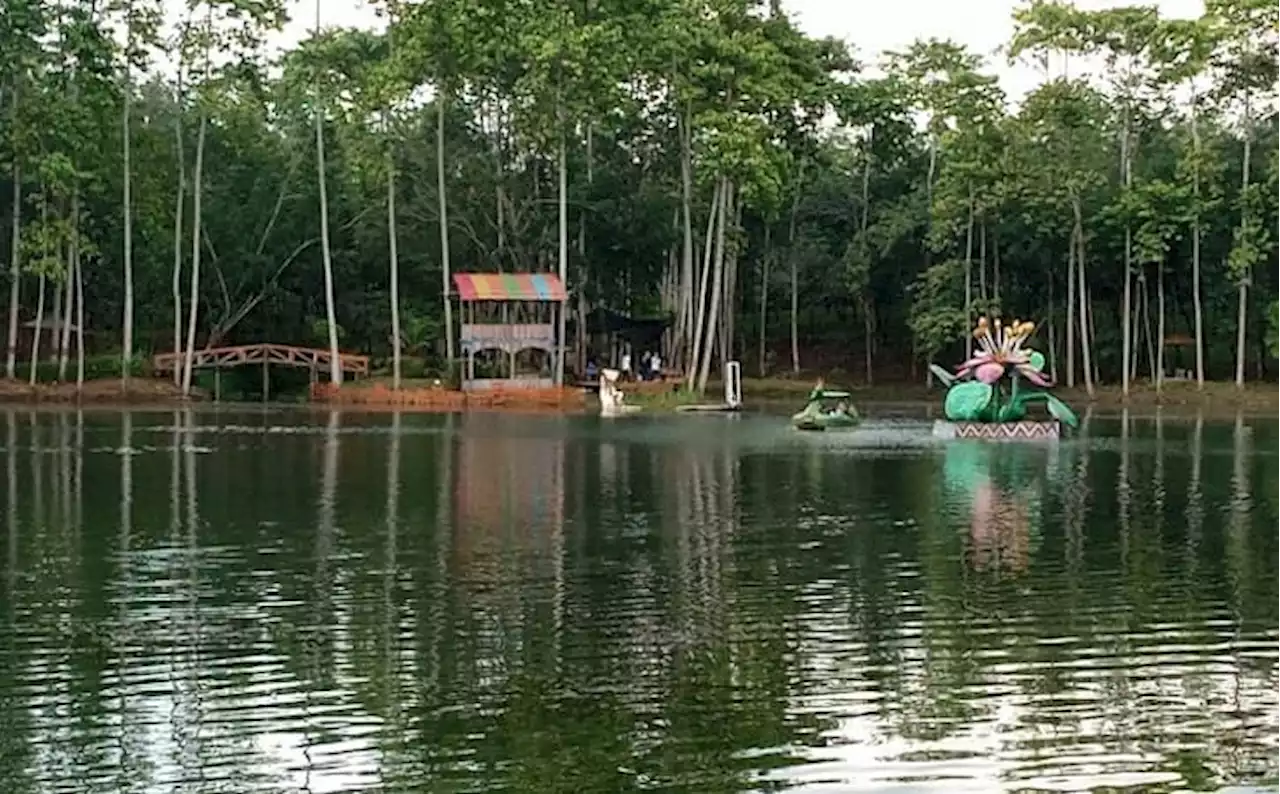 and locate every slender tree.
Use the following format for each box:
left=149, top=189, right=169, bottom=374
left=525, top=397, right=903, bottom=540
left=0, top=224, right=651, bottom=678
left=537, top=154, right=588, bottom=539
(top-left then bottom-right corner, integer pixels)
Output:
left=315, top=0, right=341, bottom=385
